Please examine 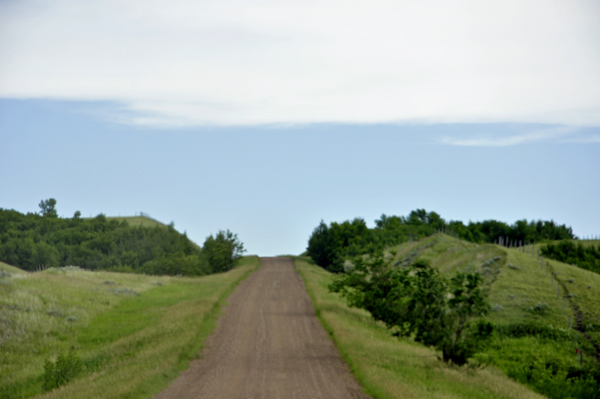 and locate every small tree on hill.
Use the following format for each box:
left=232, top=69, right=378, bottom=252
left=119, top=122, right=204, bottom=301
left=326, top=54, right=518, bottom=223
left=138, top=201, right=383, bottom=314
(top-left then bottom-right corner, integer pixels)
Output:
left=39, top=198, right=58, bottom=218
left=329, top=254, right=491, bottom=365
left=202, top=230, right=245, bottom=273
